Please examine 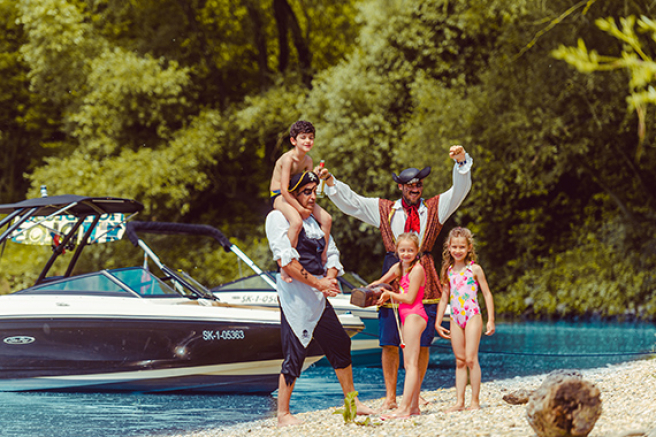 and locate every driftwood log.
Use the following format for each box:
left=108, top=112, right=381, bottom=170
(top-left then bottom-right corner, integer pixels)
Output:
left=503, top=388, right=533, bottom=405
left=526, top=369, right=602, bottom=437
